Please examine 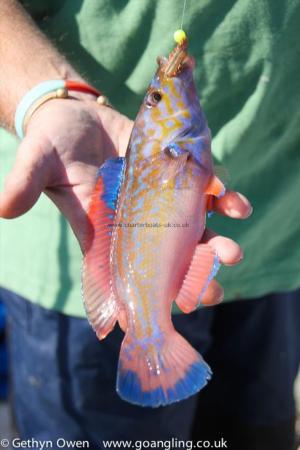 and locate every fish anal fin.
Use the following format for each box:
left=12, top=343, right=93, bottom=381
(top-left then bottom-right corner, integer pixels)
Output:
left=175, top=243, right=220, bottom=313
